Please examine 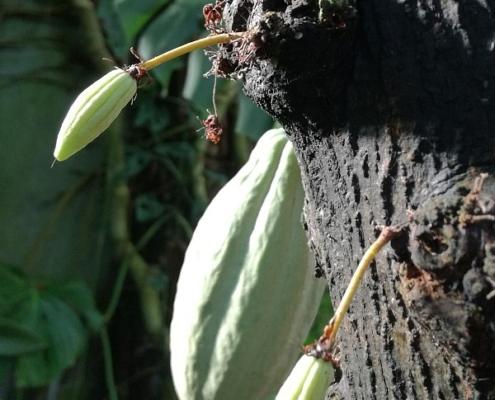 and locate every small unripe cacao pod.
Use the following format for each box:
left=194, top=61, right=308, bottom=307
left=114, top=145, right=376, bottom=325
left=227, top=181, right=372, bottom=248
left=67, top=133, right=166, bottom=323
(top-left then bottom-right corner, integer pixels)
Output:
left=170, top=128, right=325, bottom=400
left=53, top=68, right=137, bottom=161
left=275, top=354, right=334, bottom=400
